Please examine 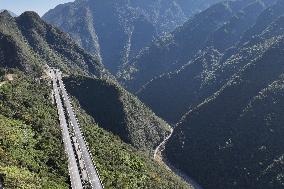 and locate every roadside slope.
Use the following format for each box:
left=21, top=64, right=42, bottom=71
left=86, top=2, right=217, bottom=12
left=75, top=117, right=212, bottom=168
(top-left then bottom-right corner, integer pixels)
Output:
left=0, top=11, right=190, bottom=188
